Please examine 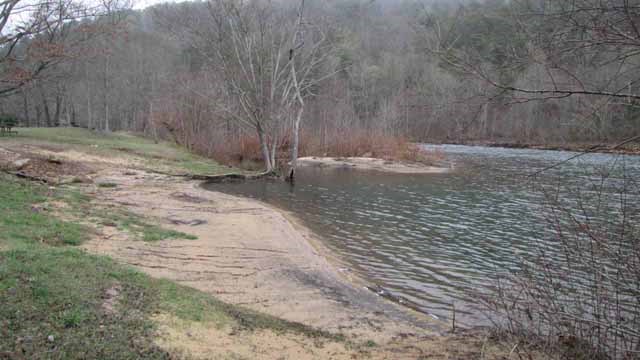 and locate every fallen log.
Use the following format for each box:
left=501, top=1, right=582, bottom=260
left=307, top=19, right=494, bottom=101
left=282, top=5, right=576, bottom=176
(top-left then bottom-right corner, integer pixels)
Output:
left=147, top=169, right=277, bottom=183
left=9, top=170, right=49, bottom=183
